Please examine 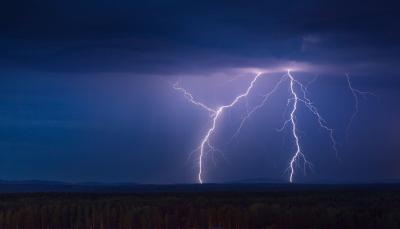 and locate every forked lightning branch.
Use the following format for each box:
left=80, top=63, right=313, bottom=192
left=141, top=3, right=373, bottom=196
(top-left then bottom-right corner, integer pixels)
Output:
left=174, top=70, right=370, bottom=184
